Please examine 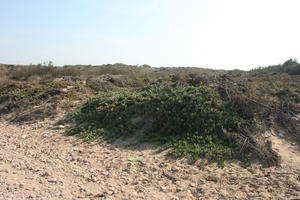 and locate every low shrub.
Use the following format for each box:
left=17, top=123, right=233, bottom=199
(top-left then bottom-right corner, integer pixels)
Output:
left=0, top=80, right=76, bottom=121
left=65, top=85, right=240, bottom=164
